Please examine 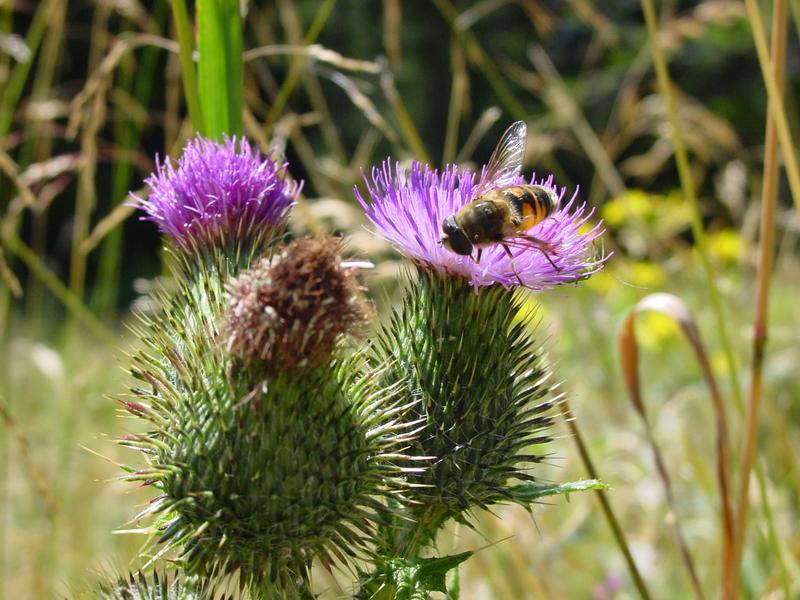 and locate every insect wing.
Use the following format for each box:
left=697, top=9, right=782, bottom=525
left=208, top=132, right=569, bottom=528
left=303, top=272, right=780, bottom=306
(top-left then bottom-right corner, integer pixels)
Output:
left=477, top=120, right=528, bottom=194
